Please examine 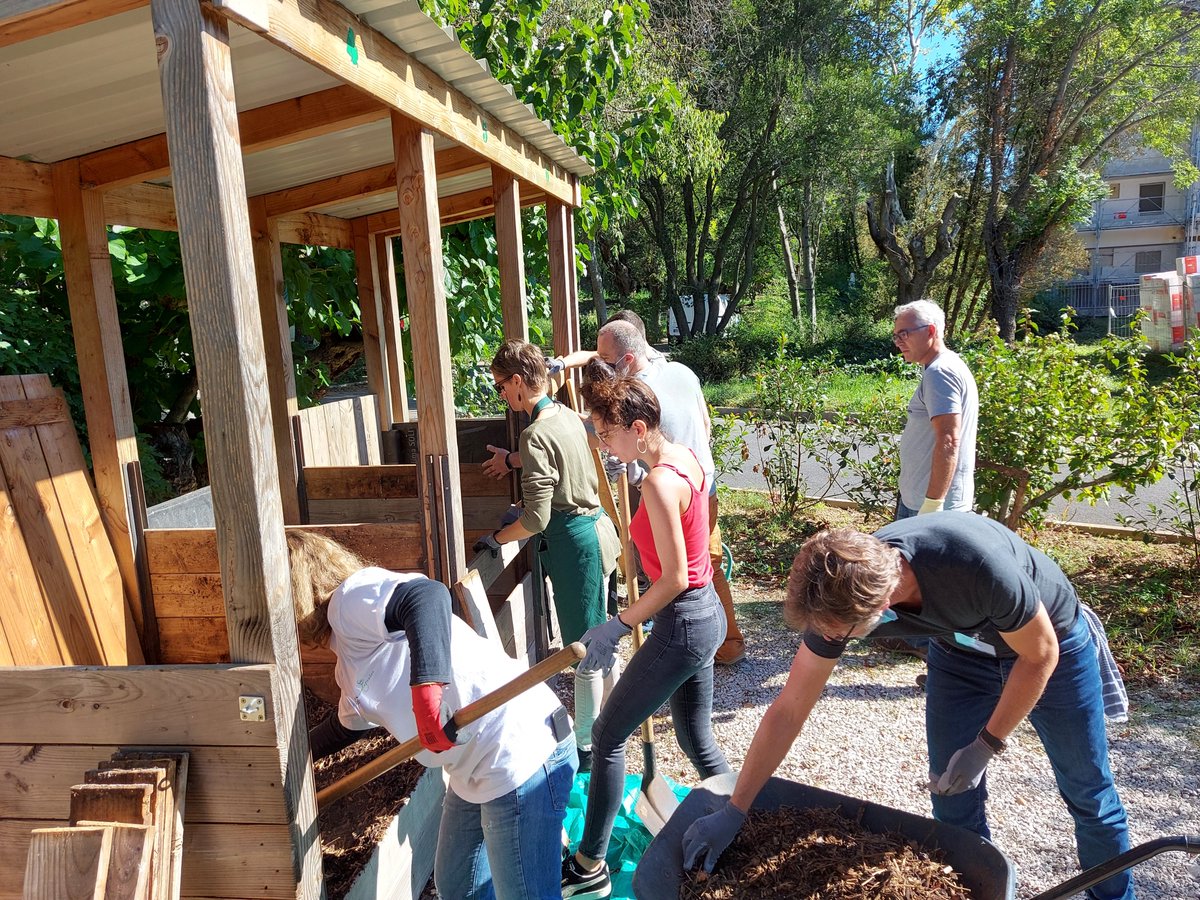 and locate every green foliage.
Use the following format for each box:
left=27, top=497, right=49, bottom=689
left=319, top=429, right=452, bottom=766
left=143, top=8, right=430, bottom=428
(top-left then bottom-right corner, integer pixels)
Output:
left=709, top=405, right=749, bottom=484
left=669, top=334, right=743, bottom=384
left=963, top=323, right=1188, bottom=526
